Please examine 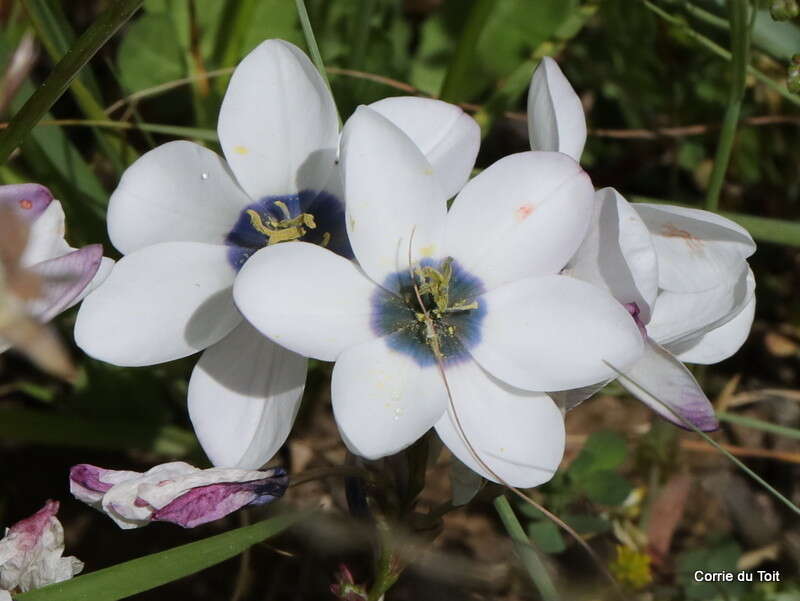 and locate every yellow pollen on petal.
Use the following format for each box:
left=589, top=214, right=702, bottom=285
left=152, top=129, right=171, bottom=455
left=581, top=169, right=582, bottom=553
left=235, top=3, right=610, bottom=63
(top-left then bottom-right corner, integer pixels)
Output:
left=233, top=145, right=249, bottom=155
